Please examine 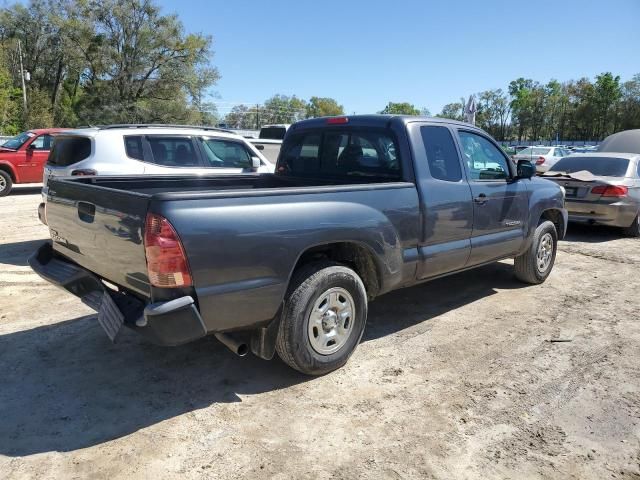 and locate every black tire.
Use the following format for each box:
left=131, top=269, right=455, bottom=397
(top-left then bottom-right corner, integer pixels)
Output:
left=276, top=260, right=368, bottom=375
left=0, top=170, right=12, bottom=197
left=514, top=220, right=558, bottom=284
left=623, top=214, right=640, bottom=237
